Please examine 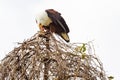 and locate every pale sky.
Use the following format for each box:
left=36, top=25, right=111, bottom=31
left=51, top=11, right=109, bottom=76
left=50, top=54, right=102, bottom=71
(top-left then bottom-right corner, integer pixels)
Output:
left=0, top=0, right=120, bottom=79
